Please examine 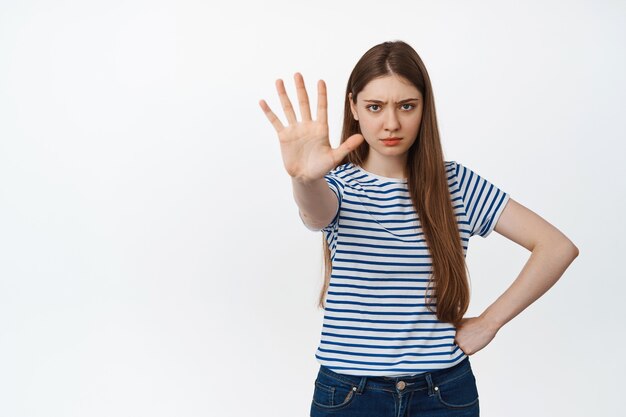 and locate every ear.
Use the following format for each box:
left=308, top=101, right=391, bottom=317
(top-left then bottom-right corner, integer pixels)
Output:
left=348, top=92, right=359, bottom=121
